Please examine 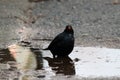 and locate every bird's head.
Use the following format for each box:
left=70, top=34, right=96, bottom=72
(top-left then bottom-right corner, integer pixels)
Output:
left=64, top=25, right=74, bottom=34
